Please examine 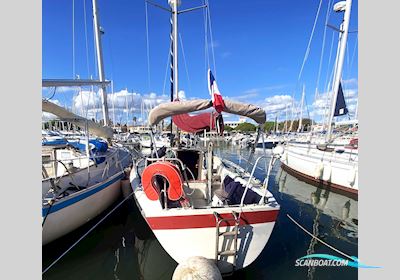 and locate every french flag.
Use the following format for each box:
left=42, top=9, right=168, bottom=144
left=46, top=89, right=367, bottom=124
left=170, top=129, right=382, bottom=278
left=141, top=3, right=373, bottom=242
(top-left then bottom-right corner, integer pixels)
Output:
left=208, top=69, right=225, bottom=113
